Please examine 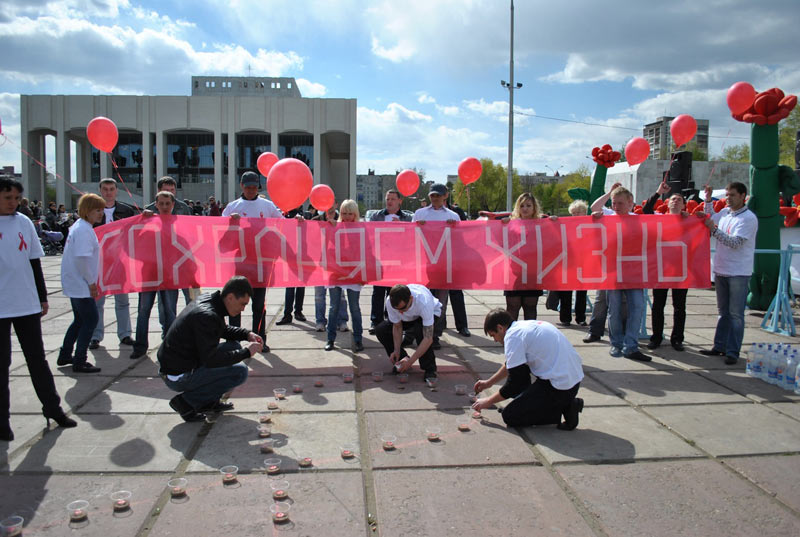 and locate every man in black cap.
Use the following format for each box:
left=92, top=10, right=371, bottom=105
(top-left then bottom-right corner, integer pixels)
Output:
left=222, top=171, right=283, bottom=352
